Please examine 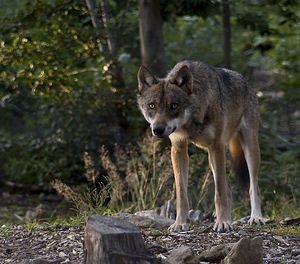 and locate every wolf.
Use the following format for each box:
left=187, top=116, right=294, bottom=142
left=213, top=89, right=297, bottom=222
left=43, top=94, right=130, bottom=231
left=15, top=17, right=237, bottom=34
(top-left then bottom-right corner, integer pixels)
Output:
left=137, top=60, right=265, bottom=232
